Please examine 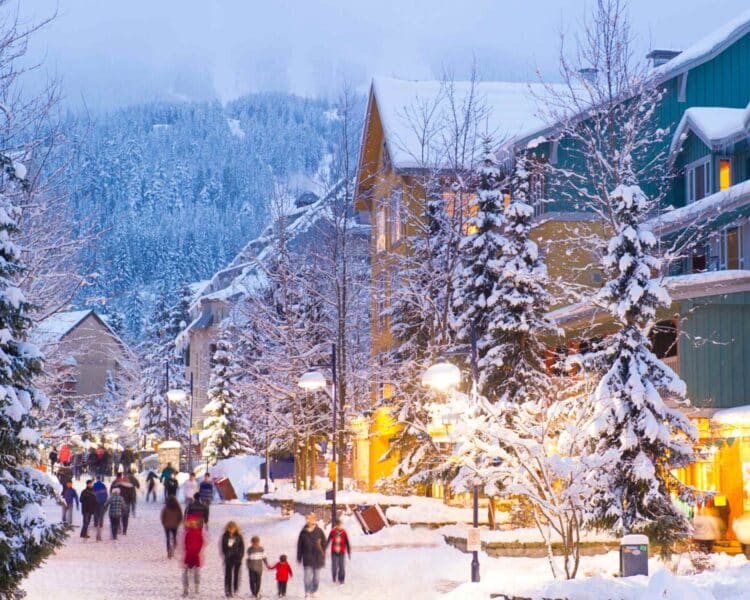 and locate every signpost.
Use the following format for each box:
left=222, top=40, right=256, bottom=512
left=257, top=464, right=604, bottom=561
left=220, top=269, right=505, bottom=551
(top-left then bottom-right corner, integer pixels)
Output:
left=466, top=527, right=481, bottom=553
